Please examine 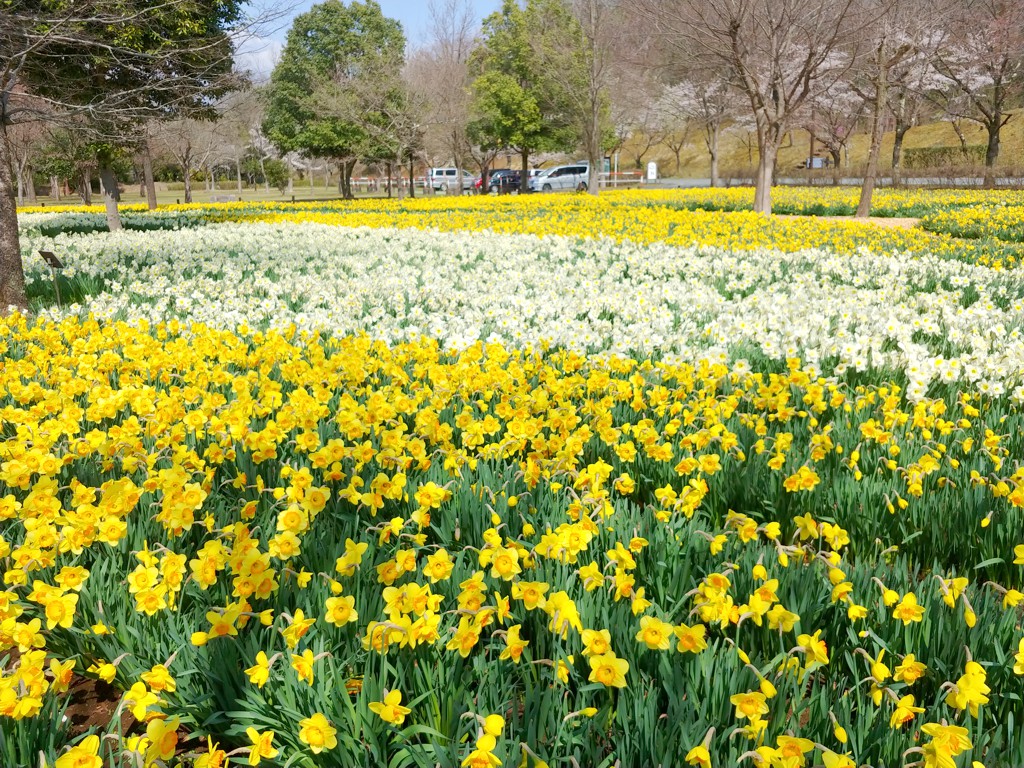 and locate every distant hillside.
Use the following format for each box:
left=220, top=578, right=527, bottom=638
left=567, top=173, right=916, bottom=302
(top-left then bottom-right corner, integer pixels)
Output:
left=626, top=111, right=1024, bottom=179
